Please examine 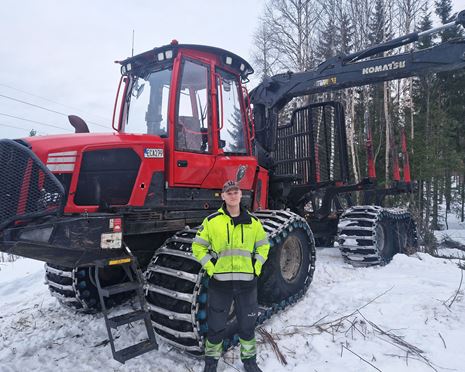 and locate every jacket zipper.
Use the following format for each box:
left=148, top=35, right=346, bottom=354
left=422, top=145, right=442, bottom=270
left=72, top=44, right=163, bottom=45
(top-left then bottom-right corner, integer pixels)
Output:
left=241, top=225, right=244, bottom=244
left=226, top=223, right=230, bottom=244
